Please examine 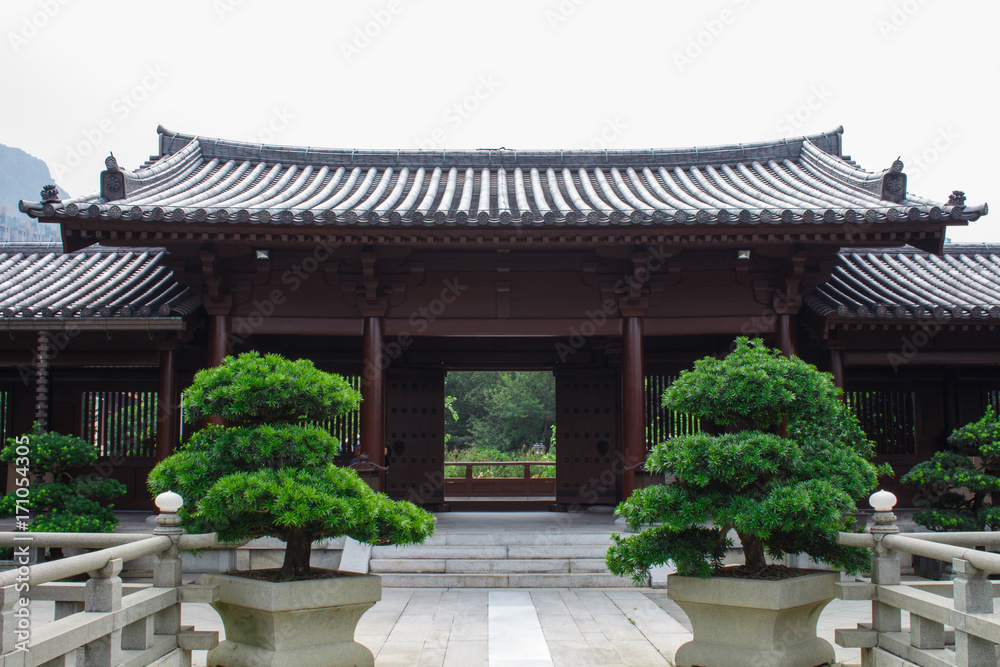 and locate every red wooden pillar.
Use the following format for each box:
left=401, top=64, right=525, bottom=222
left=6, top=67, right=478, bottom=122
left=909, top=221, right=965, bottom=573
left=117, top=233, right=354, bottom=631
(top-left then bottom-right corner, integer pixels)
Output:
left=361, top=317, right=386, bottom=481
left=156, top=345, right=178, bottom=462
left=621, top=315, right=645, bottom=500
left=830, top=348, right=846, bottom=401
left=207, top=313, right=229, bottom=369
left=204, top=297, right=232, bottom=426
left=776, top=313, right=797, bottom=356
